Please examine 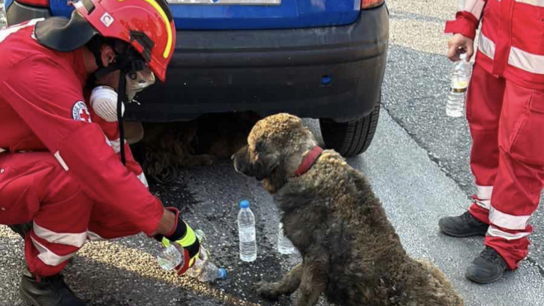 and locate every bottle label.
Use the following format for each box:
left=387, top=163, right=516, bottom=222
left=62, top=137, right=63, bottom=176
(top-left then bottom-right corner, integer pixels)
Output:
left=450, top=87, right=468, bottom=93
left=451, top=79, right=469, bottom=91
